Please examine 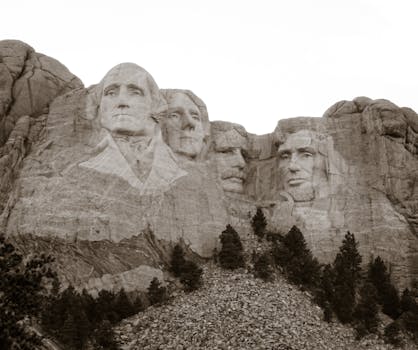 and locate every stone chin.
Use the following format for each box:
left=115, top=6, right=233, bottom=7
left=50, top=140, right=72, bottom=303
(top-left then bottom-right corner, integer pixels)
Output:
left=284, top=181, right=315, bottom=202
left=221, top=177, right=245, bottom=194
left=101, top=114, right=155, bottom=136
left=174, top=137, right=203, bottom=158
